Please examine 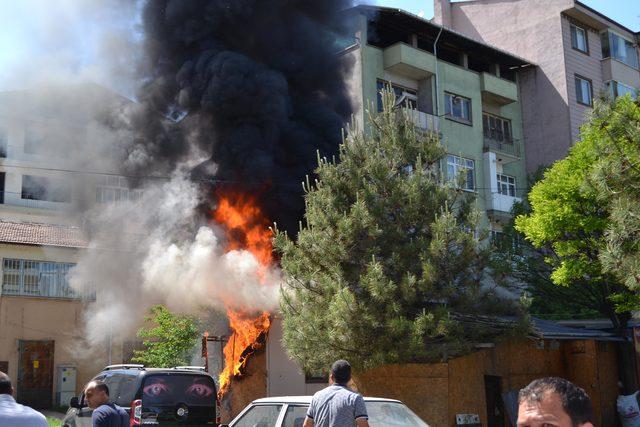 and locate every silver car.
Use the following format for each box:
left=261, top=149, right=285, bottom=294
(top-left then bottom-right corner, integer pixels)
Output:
left=222, top=396, right=430, bottom=427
